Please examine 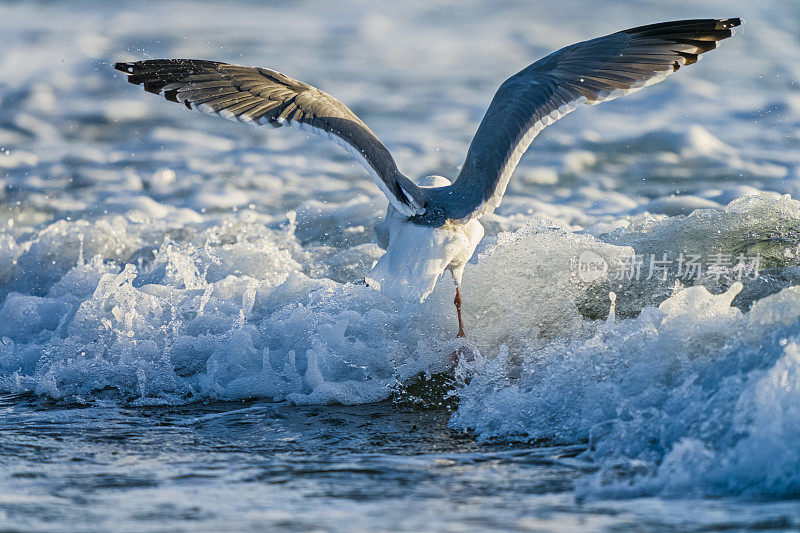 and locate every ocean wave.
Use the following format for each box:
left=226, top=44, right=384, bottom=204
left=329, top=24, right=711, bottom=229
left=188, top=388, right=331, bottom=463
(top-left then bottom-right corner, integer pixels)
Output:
left=2, top=0, right=800, bottom=501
